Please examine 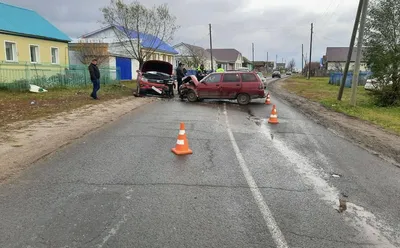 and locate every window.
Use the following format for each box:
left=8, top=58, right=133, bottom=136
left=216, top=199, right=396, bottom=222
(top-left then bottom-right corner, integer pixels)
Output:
left=222, top=73, right=240, bottom=82
left=203, top=74, right=221, bottom=83
left=30, top=45, right=39, bottom=63
left=51, top=47, right=59, bottom=64
left=241, top=73, right=258, bottom=82
left=162, top=54, right=166, bottom=61
left=5, top=41, right=17, bottom=62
